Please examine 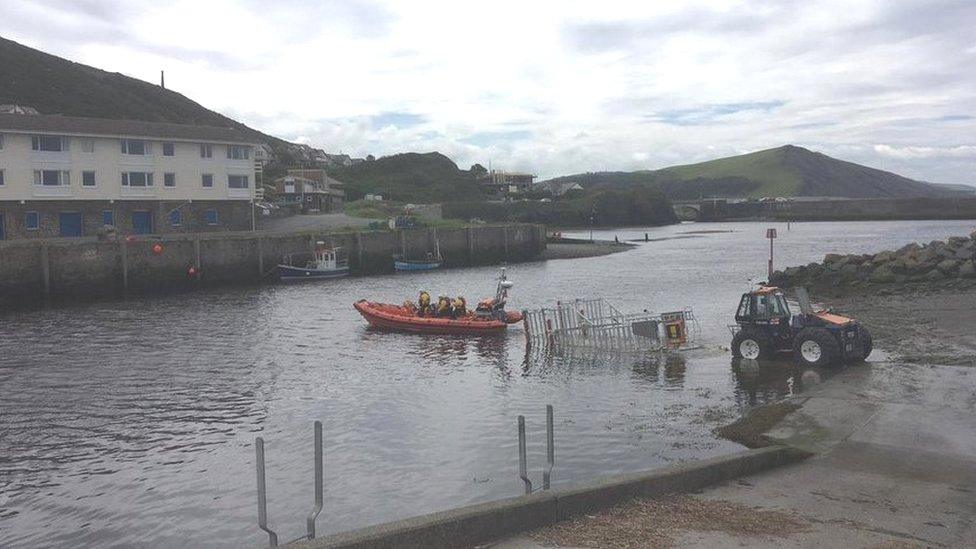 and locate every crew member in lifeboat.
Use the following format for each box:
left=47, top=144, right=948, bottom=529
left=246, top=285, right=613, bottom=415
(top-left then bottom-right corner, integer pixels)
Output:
left=418, top=291, right=432, bottom=316
left=436, top=296, right=452, bottom=317
left=452, top=296, right=467, bottom=318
